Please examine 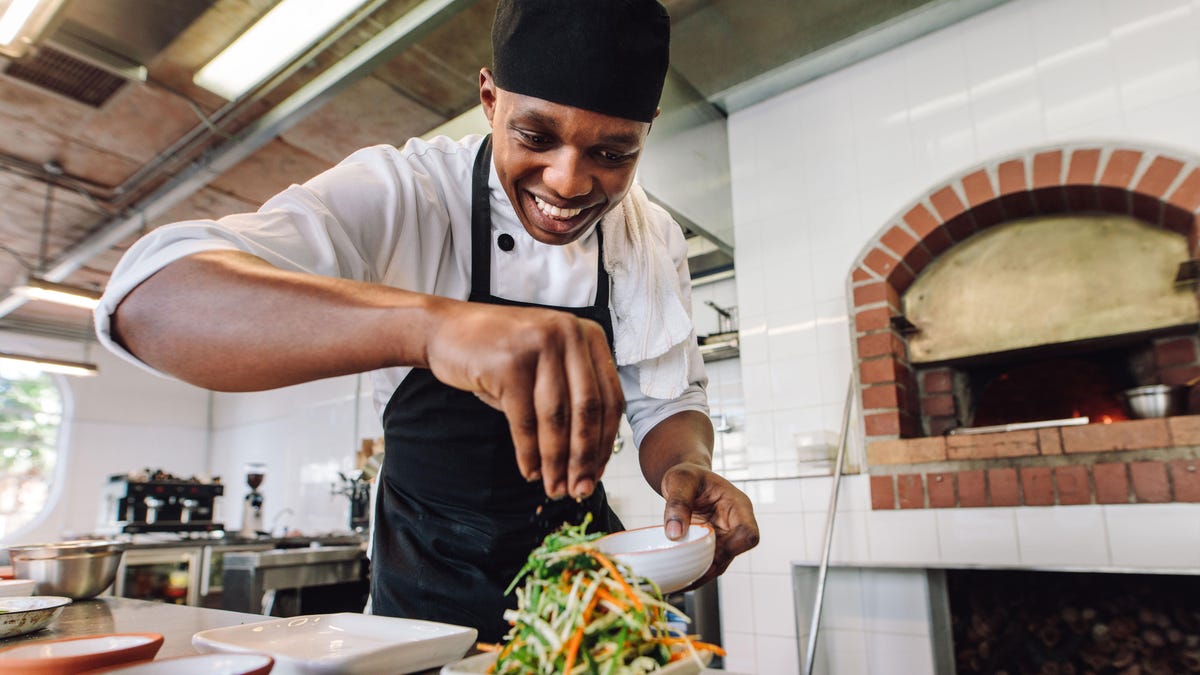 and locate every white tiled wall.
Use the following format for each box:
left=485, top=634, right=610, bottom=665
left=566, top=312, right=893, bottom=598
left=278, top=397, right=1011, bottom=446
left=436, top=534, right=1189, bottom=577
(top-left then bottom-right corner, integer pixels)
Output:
left=725, top=0, right=1200, bottom=671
